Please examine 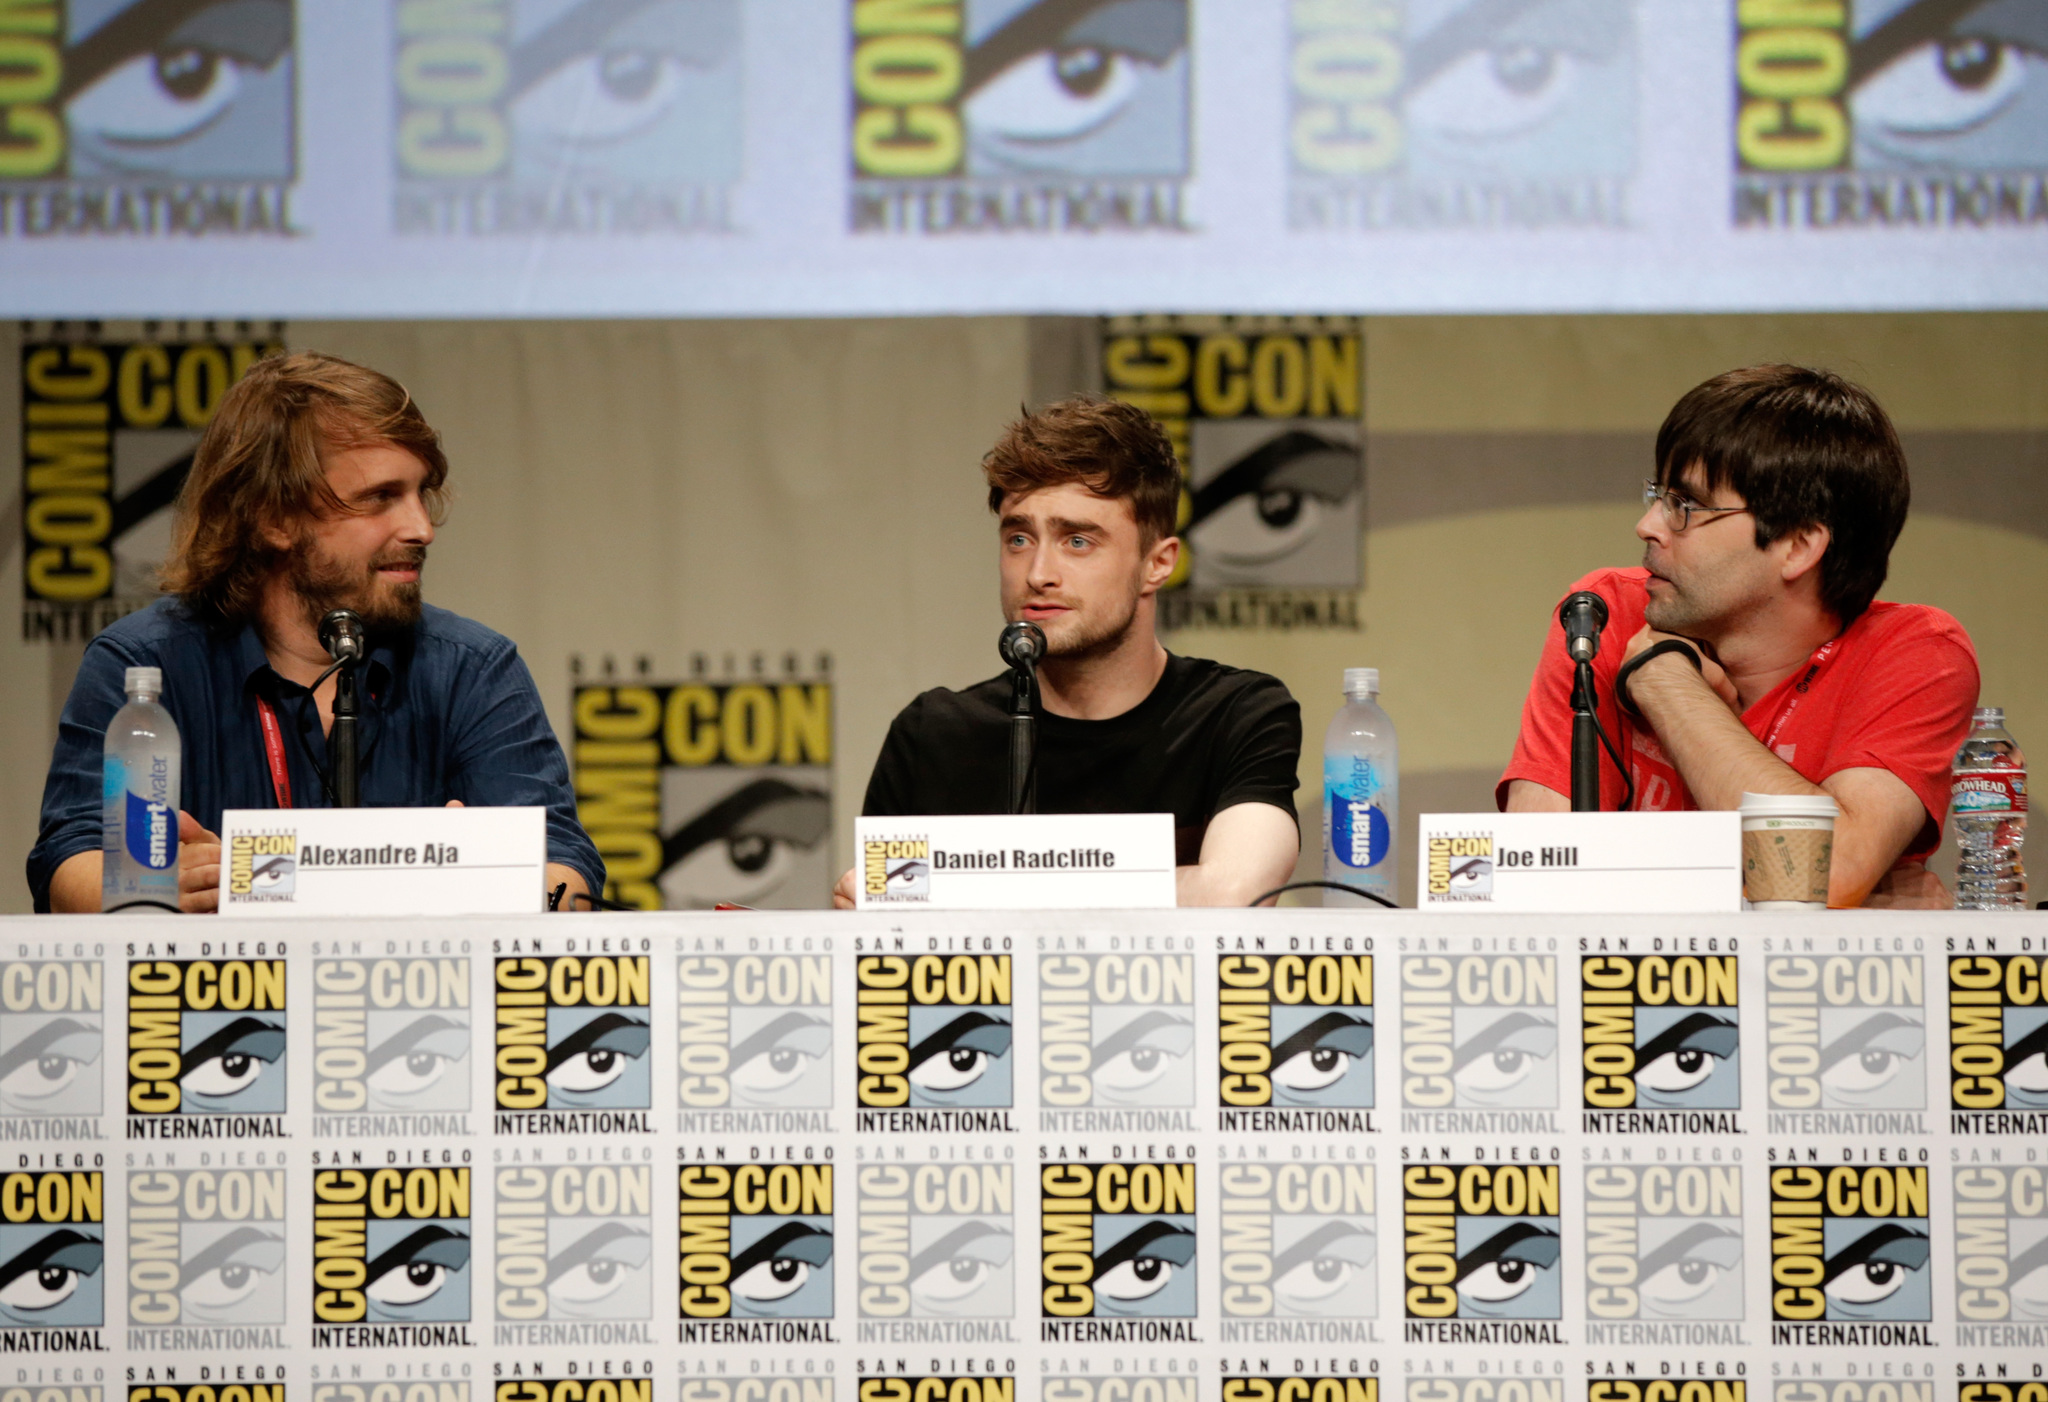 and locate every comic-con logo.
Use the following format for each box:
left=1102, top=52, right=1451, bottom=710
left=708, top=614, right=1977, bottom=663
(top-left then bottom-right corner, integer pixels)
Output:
left=1226, top=1381, right=1373, bottom=1402
left=134, top=1387, right=281, bottom=1402
left=686, top=1386, right=829, bottom=1402
left=1401, top=1164, right=1562, bottom=1326
left=1411, top=1383, right=1561, bottom=1402
left=126, top=959, right=287, bottom=1118
left=126, top=1166, right=284, bottom=1329
left=1948, top=955, right=2048, bottom=1127
left=1767, top=955, right=1925, bottom=1116
left=313, top=957, right=470, bottom=1120
left=310, top=1167, right=473, bottom=1337
left=1049, top=1385, right=1188, bottom=1402
left=860, top=1382, right=1011, bottom=1402
left=855, top=955, right=1013, bottom=1111
left=1768, top=1165, right=1930, bottom=1330
left=1218, top=955, right=1374, bottom=1121
left=494, top=955, right=651, bottom=1112
left=1953, top=1165, right=2048, bottom=1333
left=0, top=959, right=102, bottom=1117
left=848, top=0, right=1191, bottom=233
left=1039, top=1161, right=1196, bottom=1329
left=315, top=1385, right=467, bottom=1402
left=679, top=954, right=832, bottom=1110
left=1592, top=1385, right=1745, bottom=1402
left=863, top=839, right=930, bottom=904
left=677, top=1164, right=835, bottom=1328
left=1581, top=955, right=1739, bottom=1123
left=0, top=1171, right=104, bottom=1333
left=225, top=833, right=295, bottom=901
left=856, top=1162, right=1013, bottom=1327
left=1402, top=954, right=1558, bottom=1110
left=1217, top=1163, right=1375, bottom=1335
left=495, top=1163, right=652, bottom=1326
left=1040, top=953, right=1195, bottom=1110
left=1584, top=1164, right=1743, bottom=1332
left=1425, top=836, right=1493, bottom=902
left=497, top=1383, right=648, bottom=1402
